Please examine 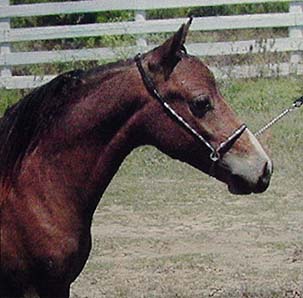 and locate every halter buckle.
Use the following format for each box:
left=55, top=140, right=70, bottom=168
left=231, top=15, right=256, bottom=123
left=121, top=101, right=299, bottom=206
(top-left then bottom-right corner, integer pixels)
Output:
left=210, top=151, right=220, bottom=162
